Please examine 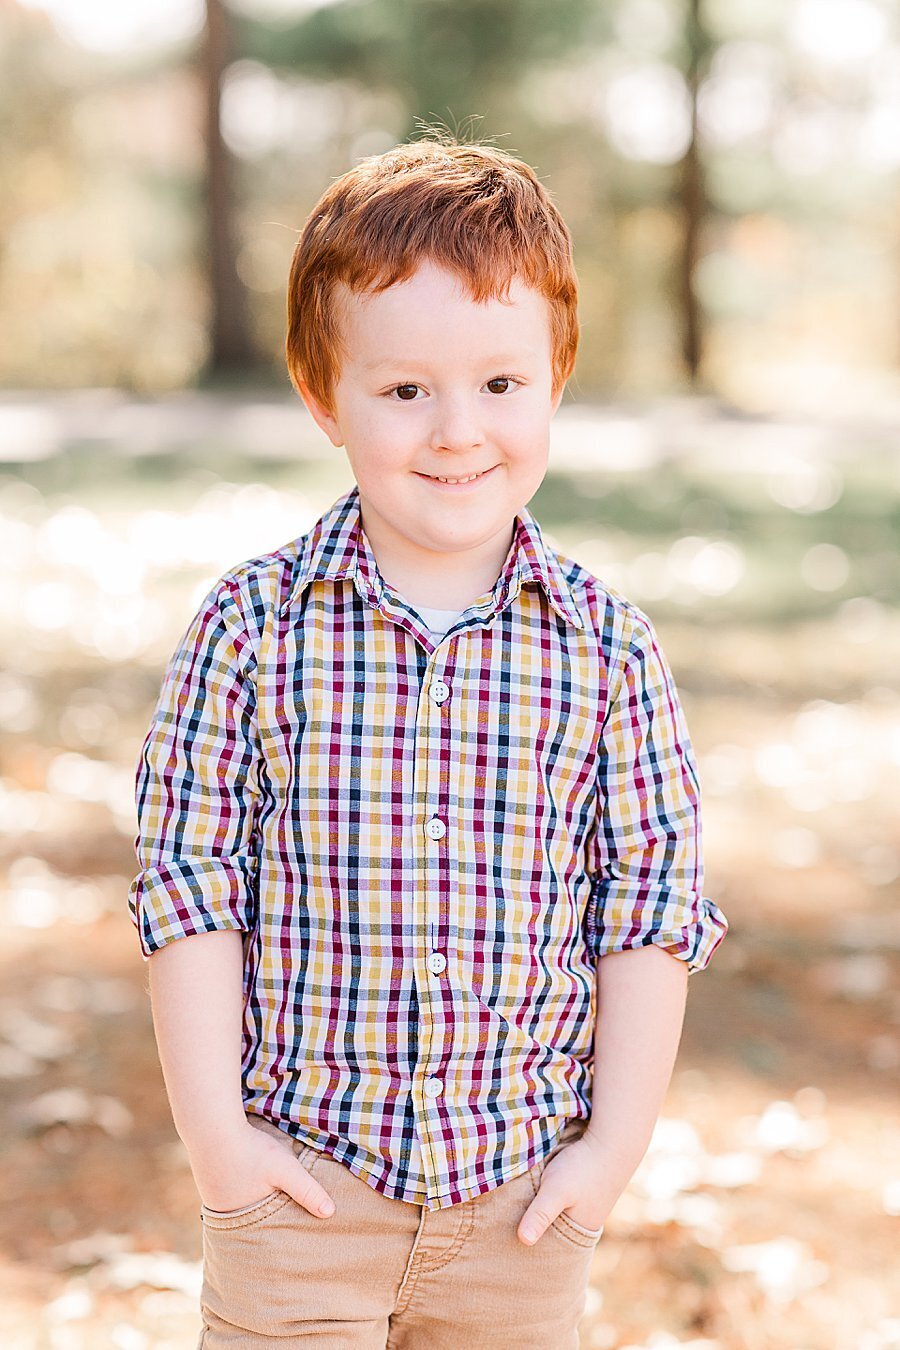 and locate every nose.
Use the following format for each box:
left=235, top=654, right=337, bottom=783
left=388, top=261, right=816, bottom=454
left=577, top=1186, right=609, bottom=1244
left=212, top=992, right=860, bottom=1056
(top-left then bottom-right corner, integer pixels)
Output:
left=427, top=394, right=485, bottom=453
